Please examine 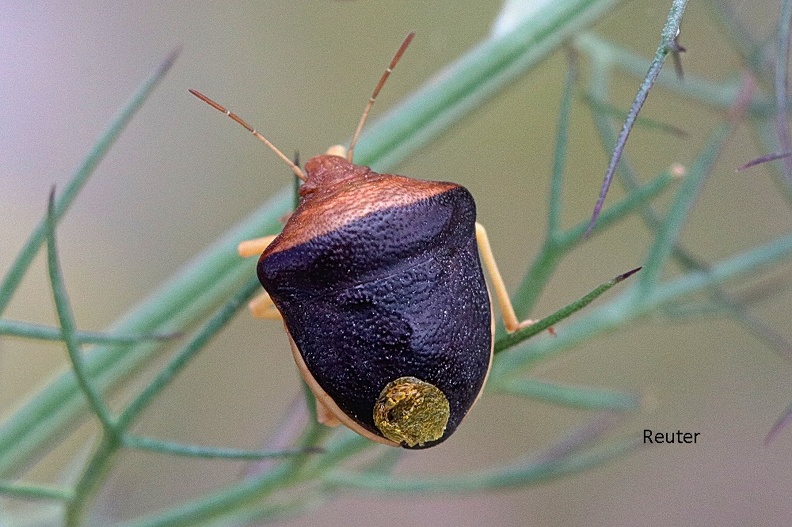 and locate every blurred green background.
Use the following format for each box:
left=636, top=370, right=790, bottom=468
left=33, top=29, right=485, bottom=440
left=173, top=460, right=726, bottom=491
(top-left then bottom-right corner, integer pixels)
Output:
left=1, top=1, right=791, bottom=525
